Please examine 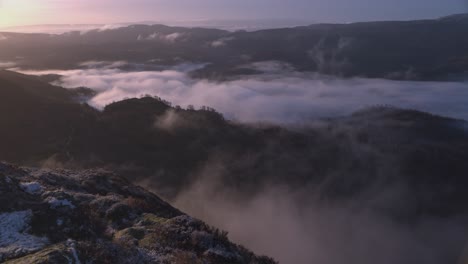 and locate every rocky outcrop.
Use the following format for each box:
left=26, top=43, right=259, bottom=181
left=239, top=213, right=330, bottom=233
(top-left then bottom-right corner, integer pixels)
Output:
left=0, top=163, right=275, bottom=264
